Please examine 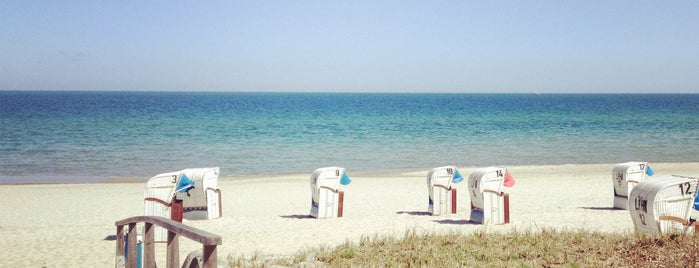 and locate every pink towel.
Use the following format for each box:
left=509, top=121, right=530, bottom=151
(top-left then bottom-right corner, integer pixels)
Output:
left=504, top=171, right=516, bottom=187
